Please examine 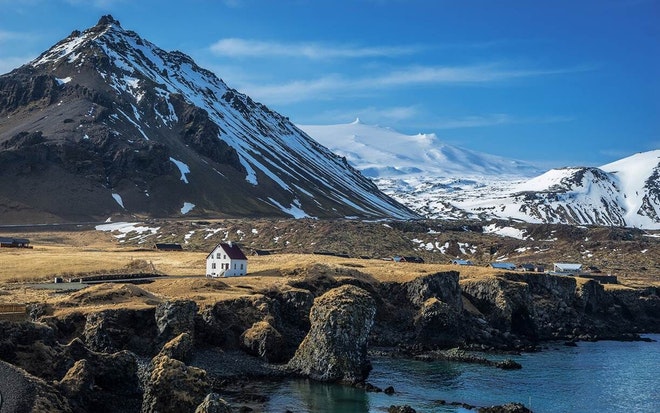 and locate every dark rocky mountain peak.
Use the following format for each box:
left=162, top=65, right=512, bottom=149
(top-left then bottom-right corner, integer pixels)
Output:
left=0, top=16, right=417, bottom=223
